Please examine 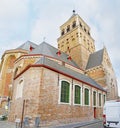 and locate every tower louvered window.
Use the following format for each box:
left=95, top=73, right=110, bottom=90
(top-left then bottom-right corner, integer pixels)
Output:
left=67, top=25, right=70, bottom=32
left=72, top=21, right=76, bottom=28
left=61, top=29, right=65, bottom=36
